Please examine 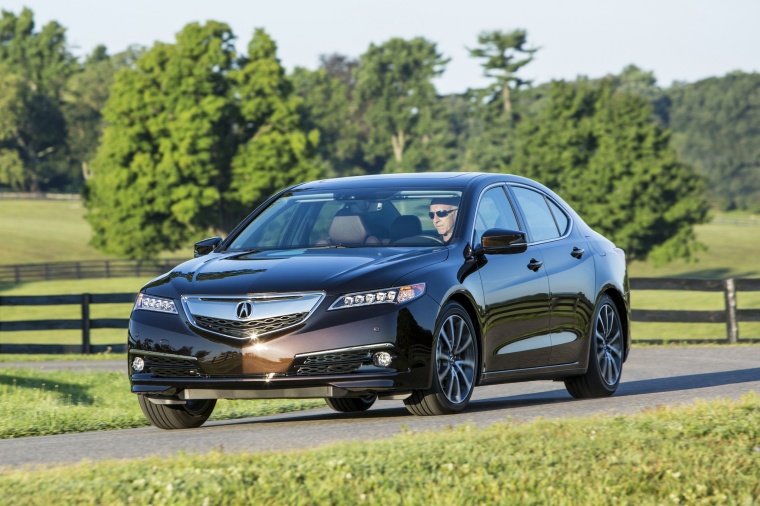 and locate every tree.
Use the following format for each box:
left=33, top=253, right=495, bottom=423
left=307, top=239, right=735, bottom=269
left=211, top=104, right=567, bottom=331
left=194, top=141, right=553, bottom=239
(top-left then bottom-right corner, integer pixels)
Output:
left=228, top=29, right=320, bottom=213
left=666, top=72, right=760, bottom=211
left=62, top=45, right=143, bottom=185
left=460, top=29, right=538, bottom=173
left=468, top=29, right=537, bottom=115
left=355, top=37, right=453, bottom=173
left=85, top=21, right=238, bottom=258
left=291, top=54, right=366, bottom=177
left=0, top=8, right=75, bottom=192
left=512, top=79, right=709, bottom=263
